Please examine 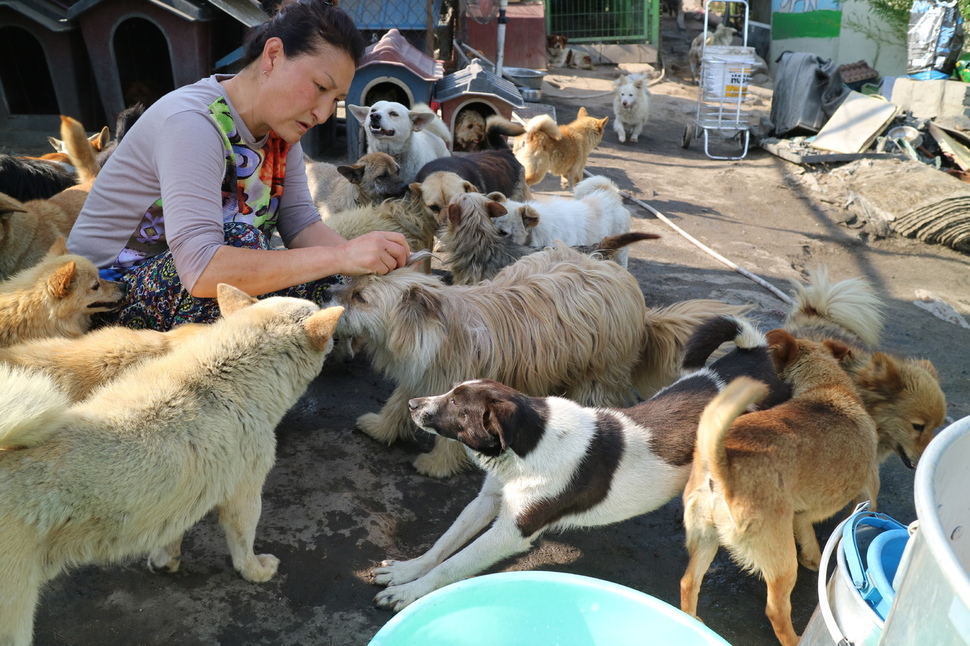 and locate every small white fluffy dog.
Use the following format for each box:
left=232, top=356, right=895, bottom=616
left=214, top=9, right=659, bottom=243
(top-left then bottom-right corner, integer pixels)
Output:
left=612, top=73, right=652, bottom=143
left=492, top=175, right=634, bottom=266
left=0, top=285, right=343, bottom=646
left=333, top=246, right=743, bottom=477
left=348, top=101, right=451, bottom=183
